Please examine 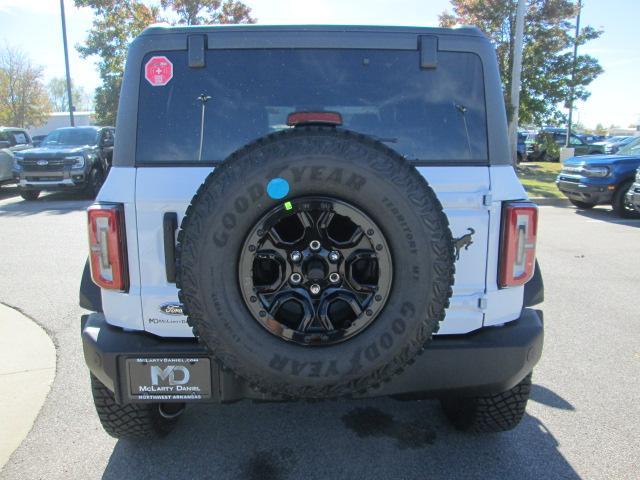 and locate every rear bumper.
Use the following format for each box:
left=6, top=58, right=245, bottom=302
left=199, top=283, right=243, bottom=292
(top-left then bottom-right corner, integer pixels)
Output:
left=82, top=309, right=544, bottom=404
left=556, top=178, right=614, bottom=205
